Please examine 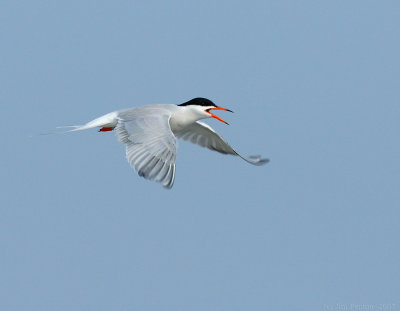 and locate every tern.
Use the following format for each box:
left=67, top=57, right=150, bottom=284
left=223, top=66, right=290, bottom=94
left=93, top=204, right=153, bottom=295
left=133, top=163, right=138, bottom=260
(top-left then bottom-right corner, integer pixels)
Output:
left=58, top=97, right=269, bottom=188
